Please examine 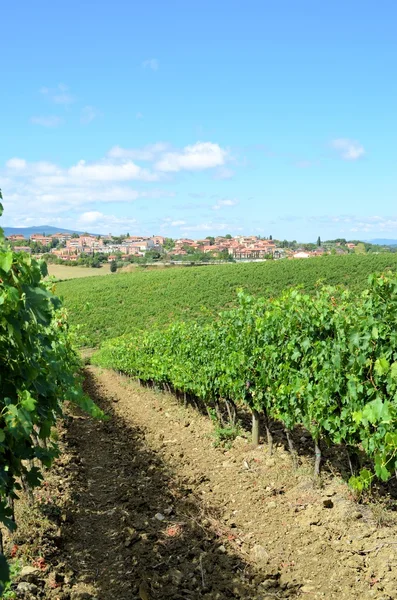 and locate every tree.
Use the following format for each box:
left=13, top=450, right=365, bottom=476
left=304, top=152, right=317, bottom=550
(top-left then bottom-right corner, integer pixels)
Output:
left=269, top=235, right=272, bottom=240
left=145, top=250, right=161, bottom=261
left=163, top=238, right=175, bottom=251
left=206, top=236, right=215, bottom=245
left=355, top=242, right=366, bottom=255
left=71, top=233, right=79, bottom=239
left=225, top=234, right=232, bottom=239
left=110, top=260, right=117, bottom=273
left=317, top=236, right=321, bottom=247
